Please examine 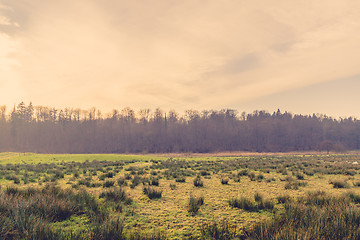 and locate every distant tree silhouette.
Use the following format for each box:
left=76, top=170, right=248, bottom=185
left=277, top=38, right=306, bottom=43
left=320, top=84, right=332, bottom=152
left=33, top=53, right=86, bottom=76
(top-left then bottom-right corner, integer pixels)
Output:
left=0, top=103, right=359, bottom=153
